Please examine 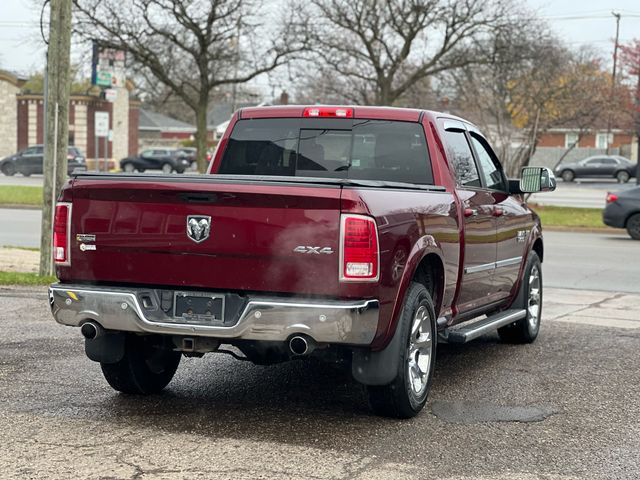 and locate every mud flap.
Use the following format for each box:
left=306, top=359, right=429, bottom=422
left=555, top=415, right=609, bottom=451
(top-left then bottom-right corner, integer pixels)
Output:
left=351, top=323, right=403, bottom=386
left=85, top=332, right=126, bottom=364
